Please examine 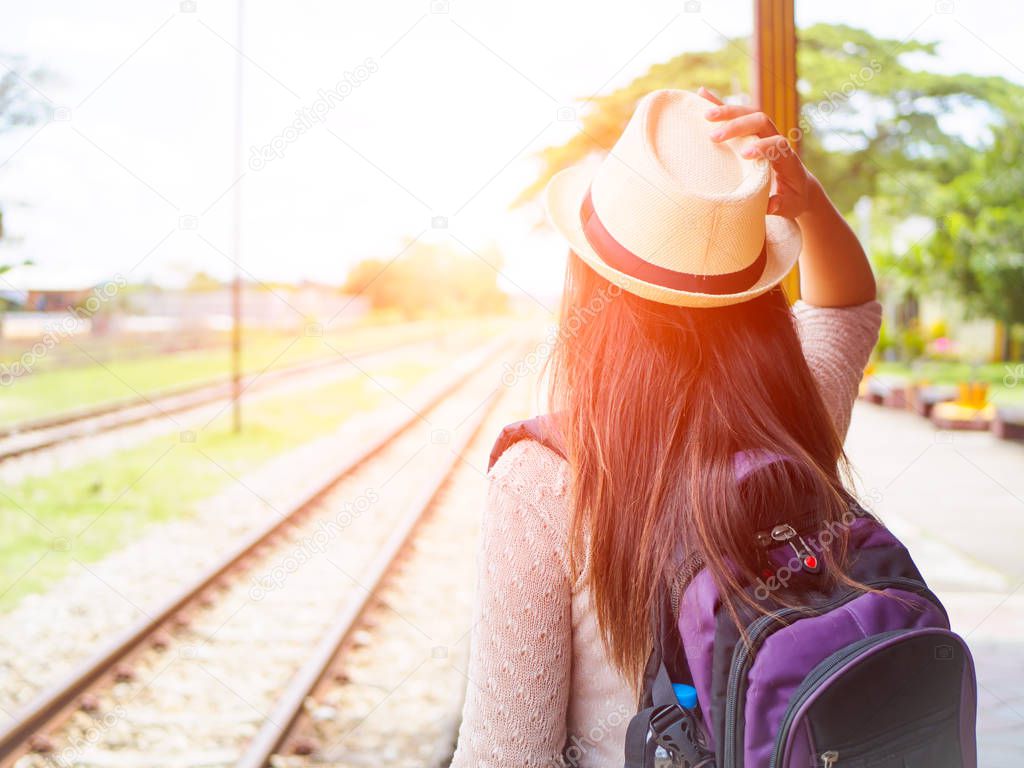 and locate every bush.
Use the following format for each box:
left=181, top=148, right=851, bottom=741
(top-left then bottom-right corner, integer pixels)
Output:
left=900, top=323, right=926, bottom=359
